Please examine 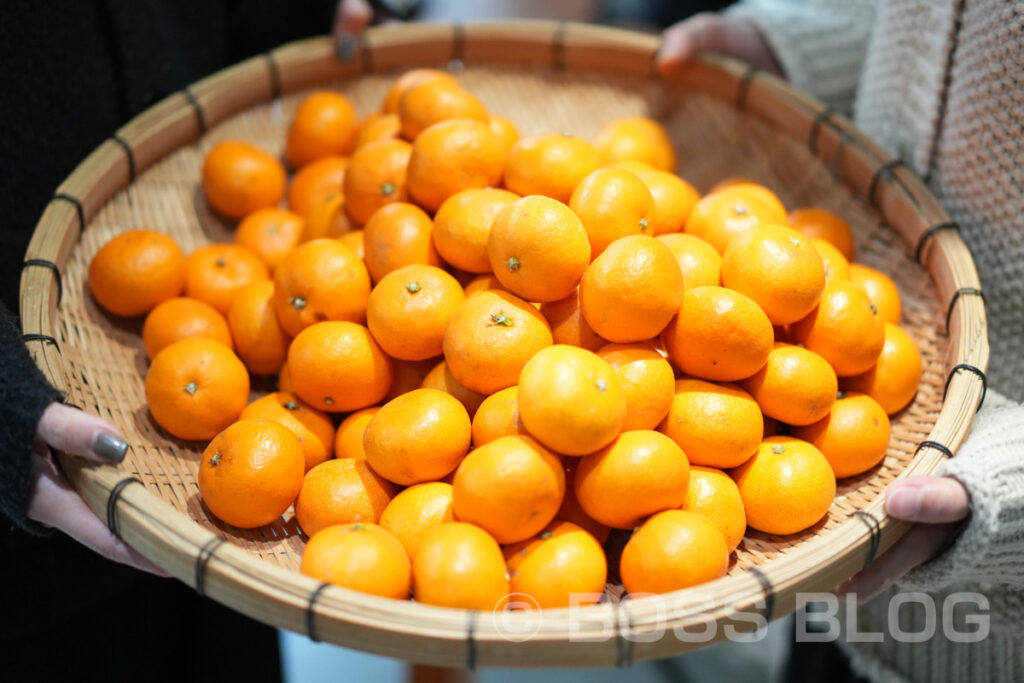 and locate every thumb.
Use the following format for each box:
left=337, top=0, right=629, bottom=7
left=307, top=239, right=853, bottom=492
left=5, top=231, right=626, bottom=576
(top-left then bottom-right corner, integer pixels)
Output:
left=36, top=402, right=128, bottom=464
left=885, top=476, right=970, bottom=524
